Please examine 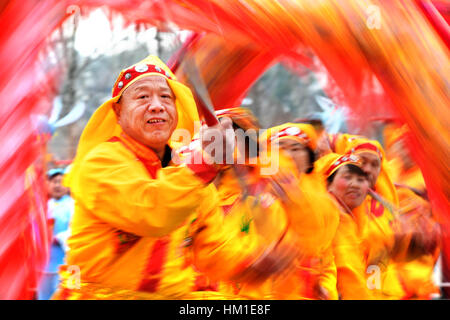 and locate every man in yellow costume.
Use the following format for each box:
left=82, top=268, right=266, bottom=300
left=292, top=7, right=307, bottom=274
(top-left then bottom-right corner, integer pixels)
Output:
left=52, top=56, right=298, bottom=300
